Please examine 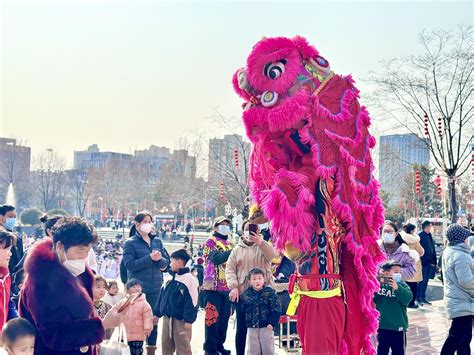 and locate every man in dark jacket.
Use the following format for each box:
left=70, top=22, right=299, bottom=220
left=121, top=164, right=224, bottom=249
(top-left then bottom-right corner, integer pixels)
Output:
left=417, top=220, right=437, bottom=305
left=0, top=205, right=23, bottom=276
